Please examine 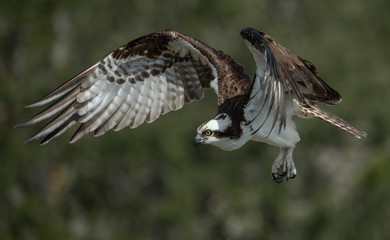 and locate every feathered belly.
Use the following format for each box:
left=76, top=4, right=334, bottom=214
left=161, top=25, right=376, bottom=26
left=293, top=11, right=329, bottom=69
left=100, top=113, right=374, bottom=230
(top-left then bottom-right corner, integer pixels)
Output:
left=244, top=97, right=301, bottom=148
